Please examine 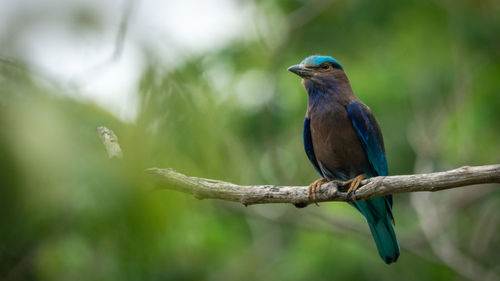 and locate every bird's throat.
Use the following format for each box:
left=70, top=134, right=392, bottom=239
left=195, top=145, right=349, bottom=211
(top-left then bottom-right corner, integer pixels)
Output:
left=305, top=82, right=329, bottom=106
